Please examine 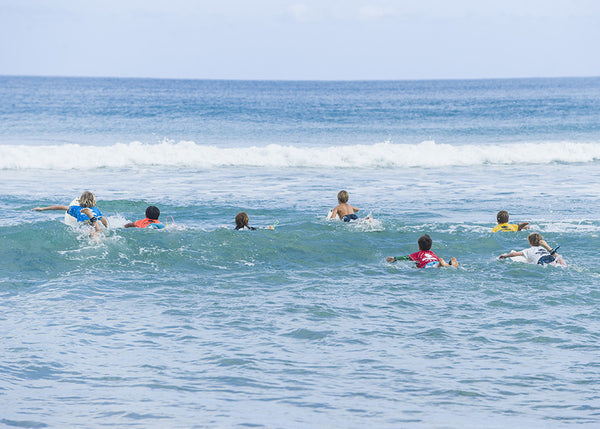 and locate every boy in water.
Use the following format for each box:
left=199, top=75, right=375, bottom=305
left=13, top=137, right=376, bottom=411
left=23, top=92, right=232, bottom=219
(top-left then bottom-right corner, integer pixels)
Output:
left=32, top=190, right=108, bottom=234
left=124, top=206, right=165, bottom=229
left=234, top=212, right=256, bottom=230
left=234, top=212, right=275, bottom=230
left=330, top=190, right=359, bottom=222
left=492, top=210, right=529, bottom=232
left=387, top=234, right=458, bottom=268
left=499, top=232, right=566, bottom=266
